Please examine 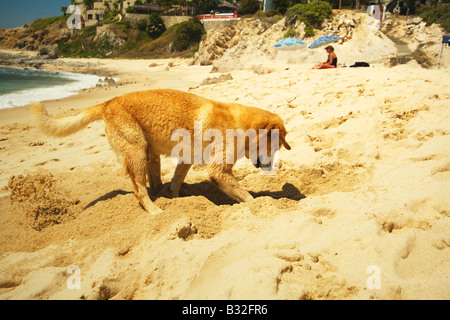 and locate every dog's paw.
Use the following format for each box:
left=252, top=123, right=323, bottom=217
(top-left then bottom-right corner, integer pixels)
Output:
left=148, top=206, right=163, bottom=215
left=156, top=185, right=174, bottom=199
